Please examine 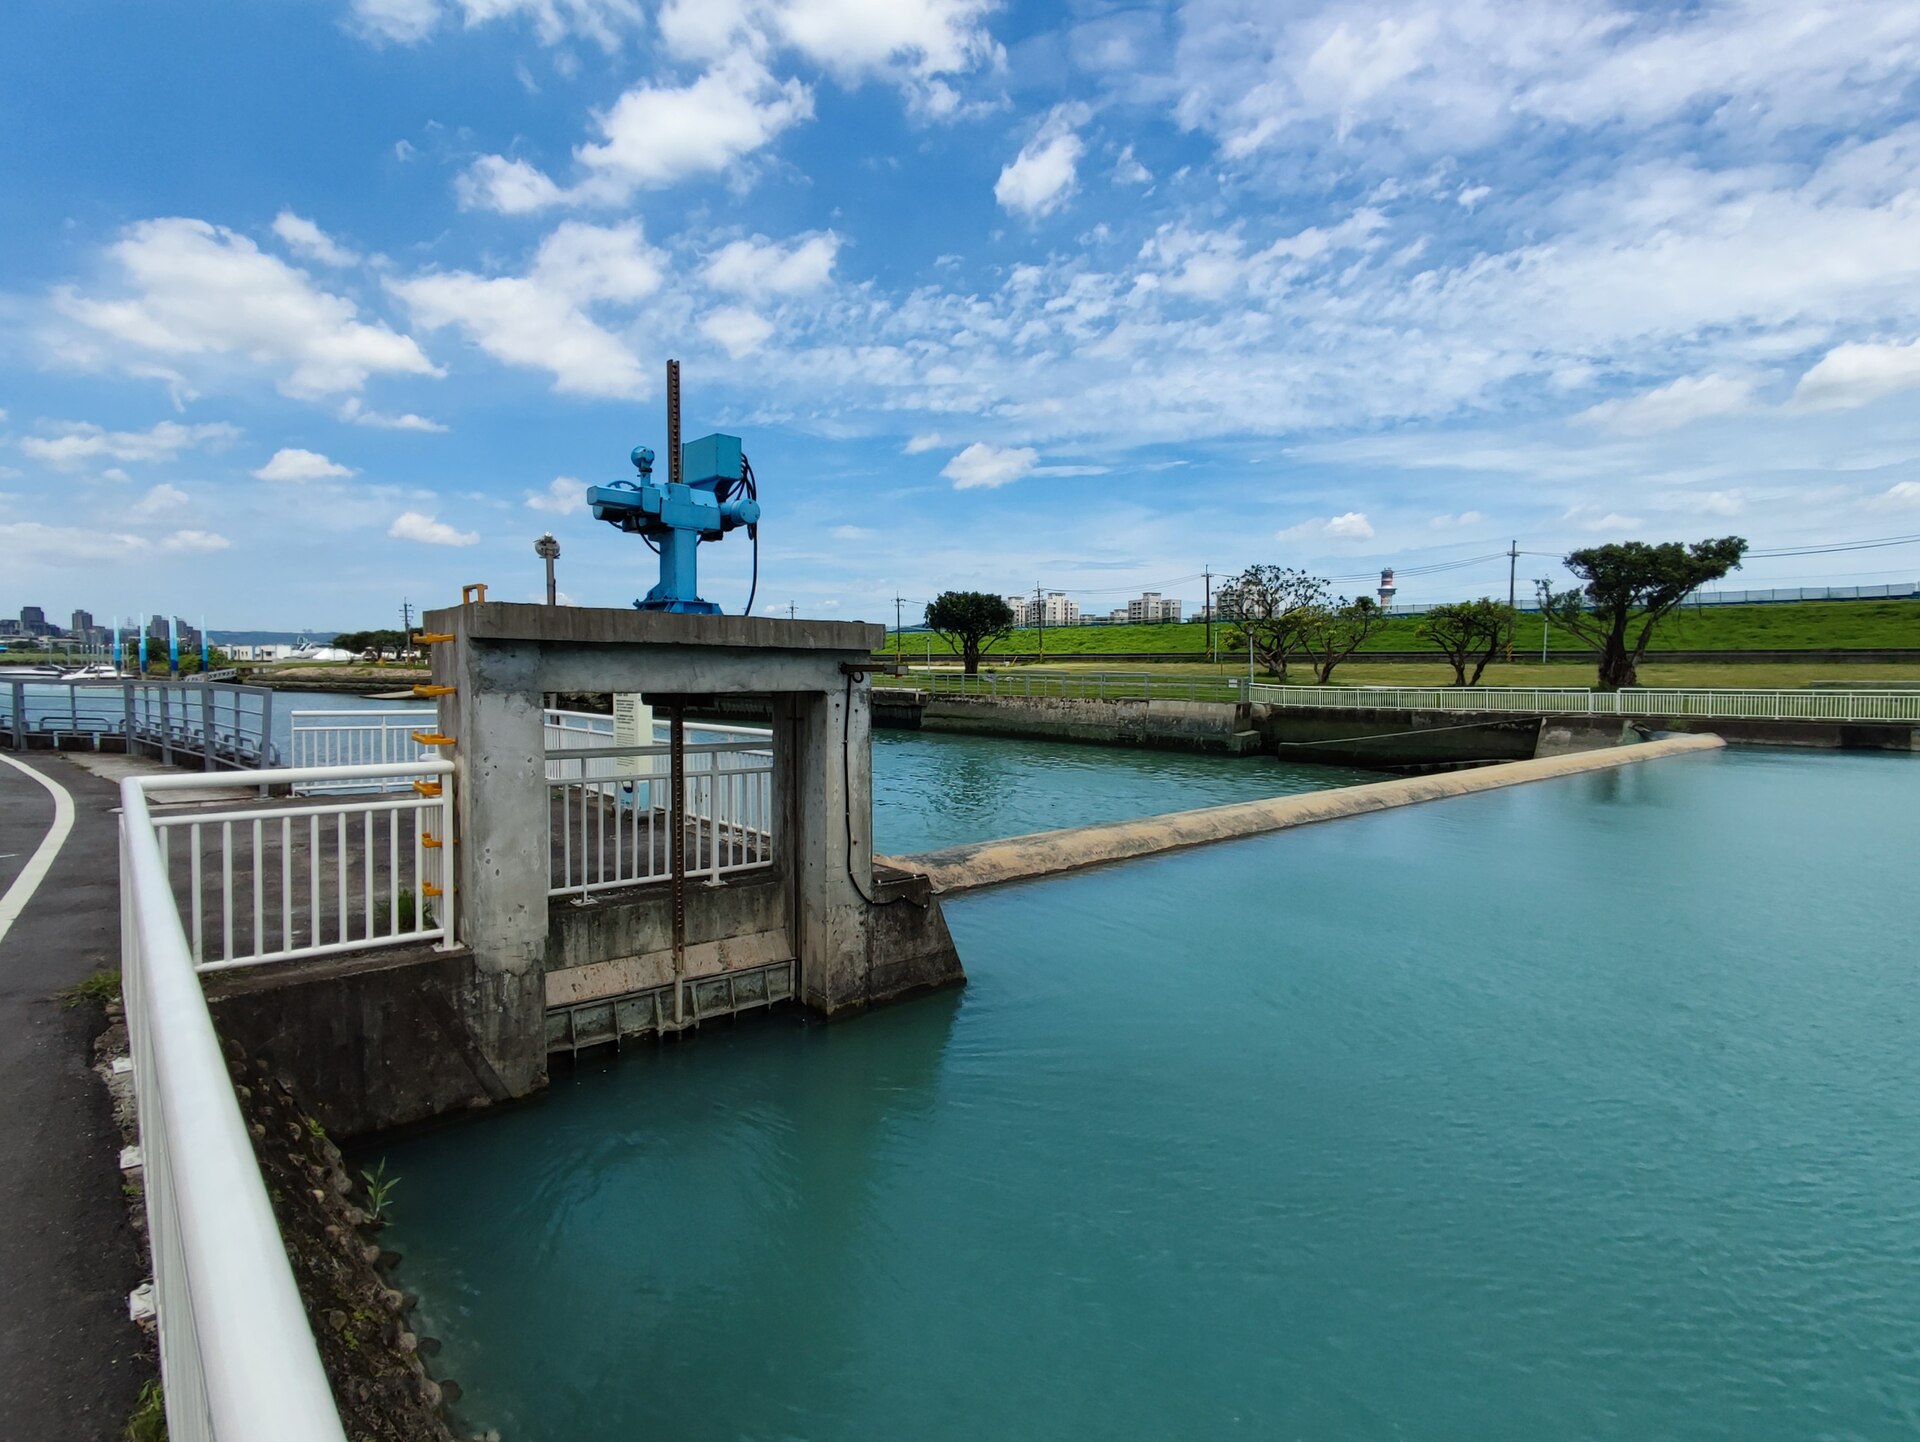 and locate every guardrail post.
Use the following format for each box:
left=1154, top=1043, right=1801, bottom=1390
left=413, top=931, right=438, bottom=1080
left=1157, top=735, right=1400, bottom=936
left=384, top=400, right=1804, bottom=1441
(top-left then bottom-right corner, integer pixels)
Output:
left=8, top=680, right=21, bottom=749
